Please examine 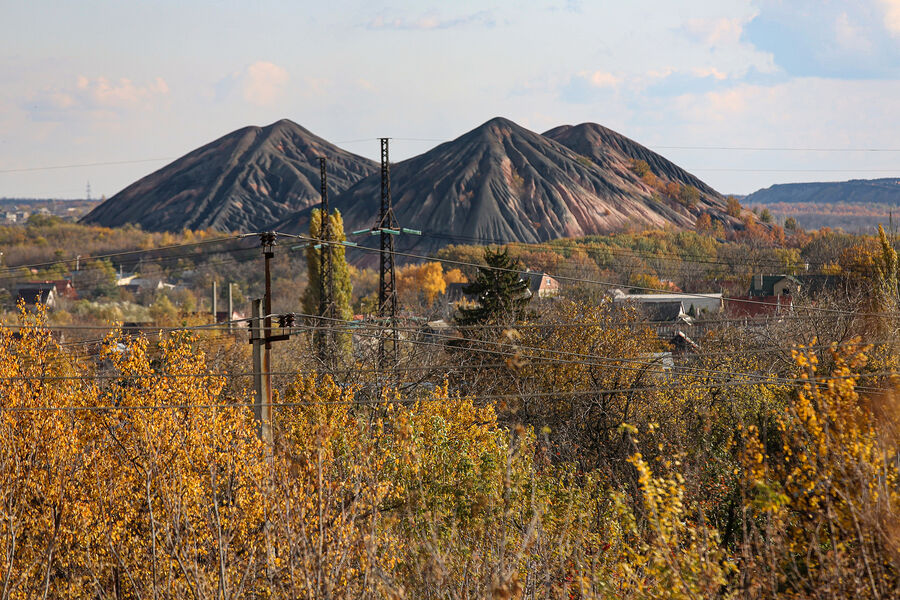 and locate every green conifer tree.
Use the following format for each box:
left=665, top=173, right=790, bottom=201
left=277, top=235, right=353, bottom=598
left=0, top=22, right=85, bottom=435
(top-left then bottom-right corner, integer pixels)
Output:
left=455, top=248, right=531, bottom=327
